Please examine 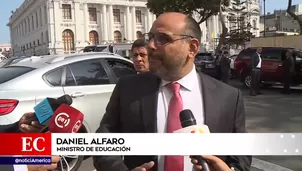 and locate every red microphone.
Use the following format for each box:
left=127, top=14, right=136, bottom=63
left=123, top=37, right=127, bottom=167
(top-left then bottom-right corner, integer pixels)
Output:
left=47, top=104, right=84, bottom=133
